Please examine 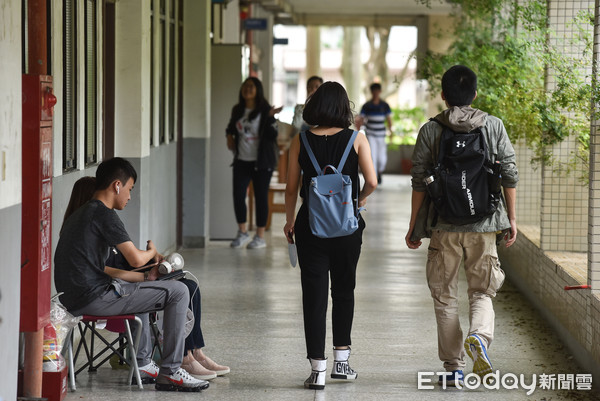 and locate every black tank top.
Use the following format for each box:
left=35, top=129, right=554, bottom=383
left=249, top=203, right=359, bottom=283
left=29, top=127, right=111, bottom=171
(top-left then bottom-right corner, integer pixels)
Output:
left=299, top=128, right=360, bottom=206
